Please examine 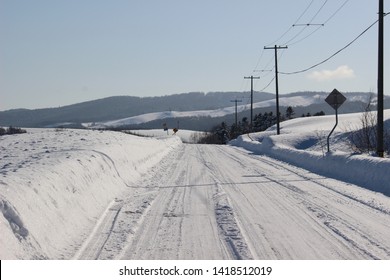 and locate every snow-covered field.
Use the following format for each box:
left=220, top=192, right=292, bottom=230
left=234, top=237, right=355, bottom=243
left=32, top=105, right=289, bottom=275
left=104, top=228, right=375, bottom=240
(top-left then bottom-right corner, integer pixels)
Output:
left=85, top=92, right=370, bottom=129
left=1, top=109, right=390, bottom=260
